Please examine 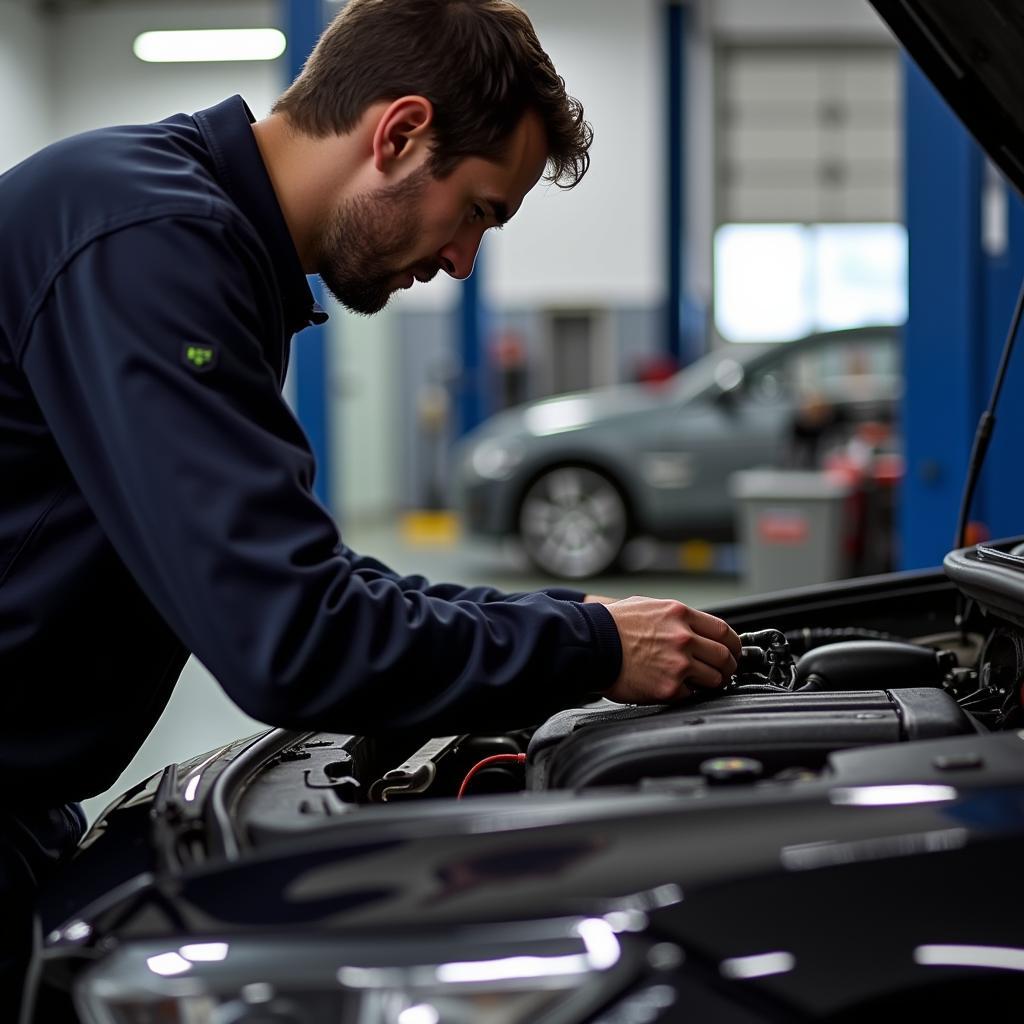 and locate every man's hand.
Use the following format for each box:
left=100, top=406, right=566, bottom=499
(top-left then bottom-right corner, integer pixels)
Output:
left=602, top=597, right=741, bottom=704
